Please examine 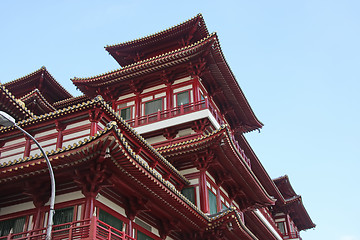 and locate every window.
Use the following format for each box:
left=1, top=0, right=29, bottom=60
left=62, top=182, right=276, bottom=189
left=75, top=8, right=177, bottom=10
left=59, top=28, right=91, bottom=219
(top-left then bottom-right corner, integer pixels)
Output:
left=117, top=103, right=132, bottom=121
left=277, top=222, right=286, bottom=235
left=53, top=207, right=74, bottom=229
left=177, top=91, right=190, bottom=106
left=145, top=99, right=162, bottom=115
left=208, top=189, right=217, bottom=215
left=120, top=107, right=131, bottom=120
left=137, top=230, right=154, bottom=240
left=99, top=209, right=123, bottom=231
left=181, top=187, right=196, bottom=205
left=0, top=216, right=26, bottom=236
